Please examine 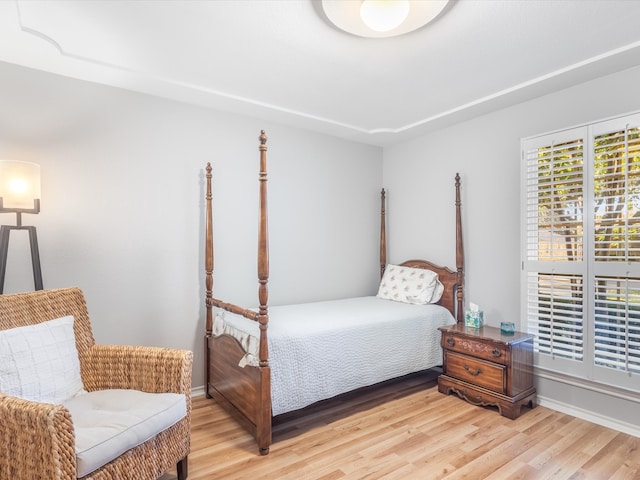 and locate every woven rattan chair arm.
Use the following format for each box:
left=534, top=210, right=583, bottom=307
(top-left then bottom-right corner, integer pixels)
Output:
left=0, top=393, right=77, bottom=480
left=81, top=344, right=193, bottom=395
